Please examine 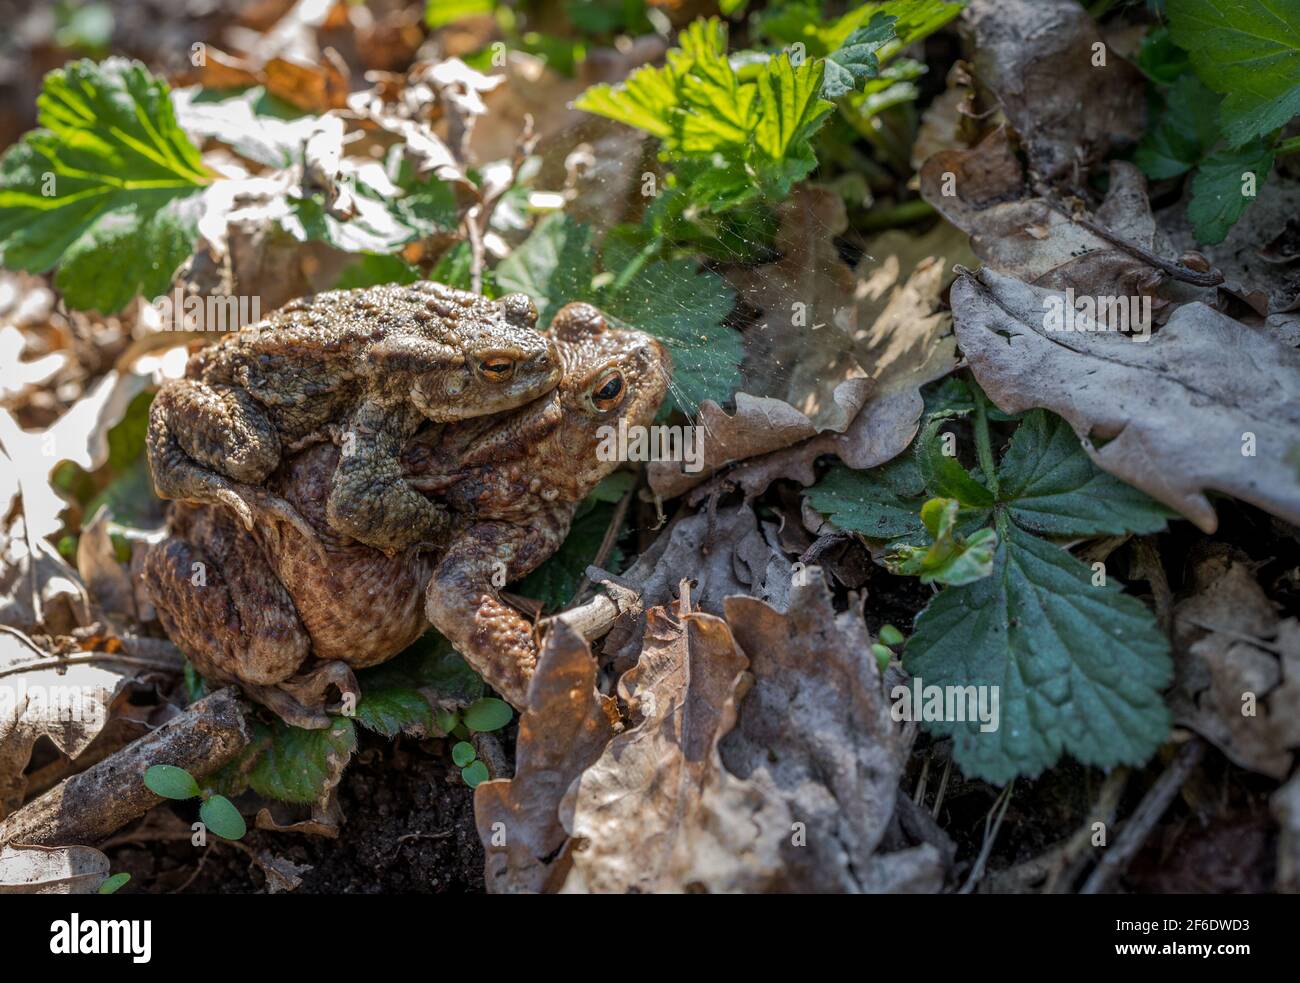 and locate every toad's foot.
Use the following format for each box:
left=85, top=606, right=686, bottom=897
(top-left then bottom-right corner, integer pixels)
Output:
left=244, top=661, right=360, bottom=729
